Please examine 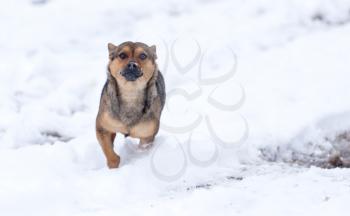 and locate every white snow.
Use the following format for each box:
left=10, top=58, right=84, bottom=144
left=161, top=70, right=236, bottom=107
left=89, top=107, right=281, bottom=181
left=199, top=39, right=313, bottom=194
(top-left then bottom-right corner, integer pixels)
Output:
left=1, top=0, right=350, bottom=215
